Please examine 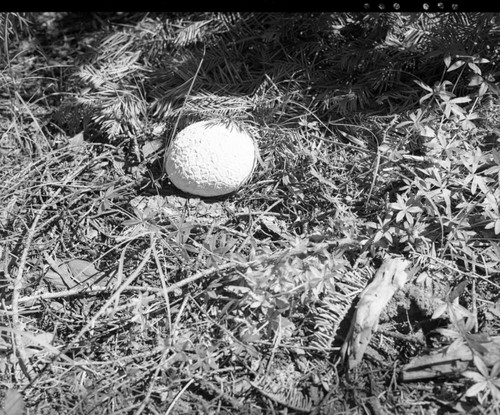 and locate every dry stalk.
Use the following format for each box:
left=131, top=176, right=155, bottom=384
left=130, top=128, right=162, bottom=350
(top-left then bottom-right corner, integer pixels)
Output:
left=153, top=243, right=173, bottom=338
left=16, top=258, right=253, bottom=305
left=66, top=240, right=153, bottom=348
left=10, top=187, right=62, bottom=381
left=21, top=239, right=153, bottom=393
left=10, top=158, right=99, bottom=383
left=133, top=348, right=171, bottom=415
left=165, top=378, right=195, bottom=415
